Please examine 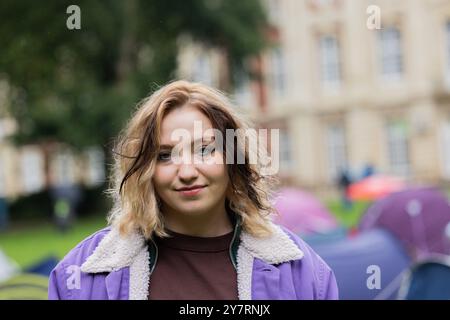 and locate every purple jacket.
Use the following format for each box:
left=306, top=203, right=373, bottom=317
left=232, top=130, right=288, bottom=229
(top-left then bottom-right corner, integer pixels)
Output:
left=48, top=223, right=338, bottom=300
